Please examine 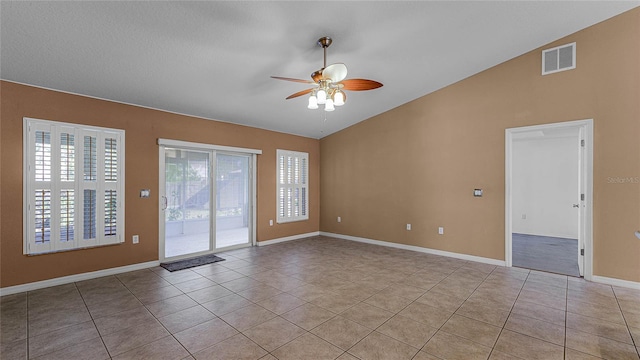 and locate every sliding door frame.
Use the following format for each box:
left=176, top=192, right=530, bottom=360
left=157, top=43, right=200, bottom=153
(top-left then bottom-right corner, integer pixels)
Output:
left=158, top=139, right=261, bottom=262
